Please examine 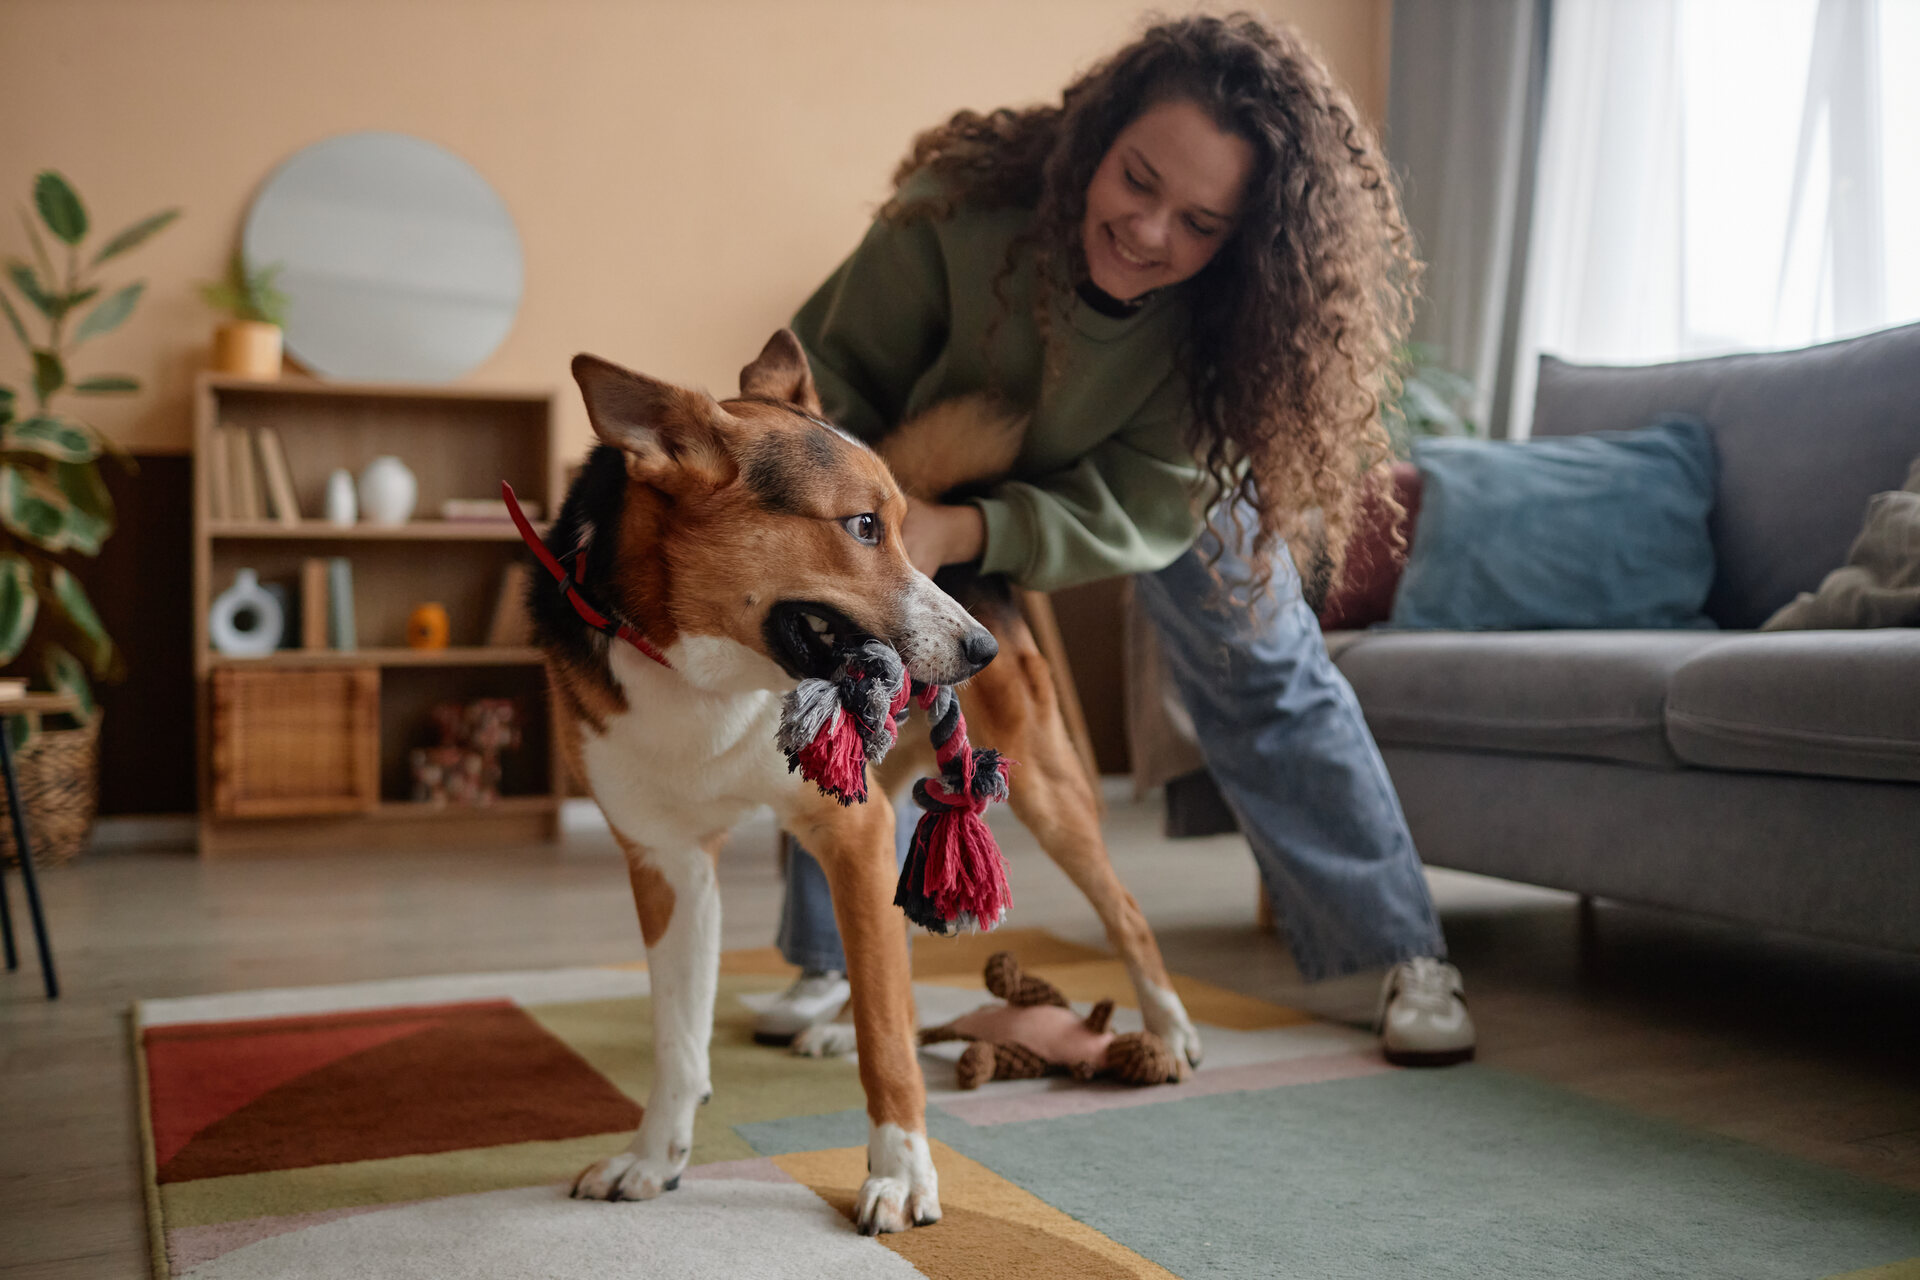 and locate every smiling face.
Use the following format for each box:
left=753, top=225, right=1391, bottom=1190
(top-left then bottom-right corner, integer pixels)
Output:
left=568, top=335, right=994, bottom=691
left=1080, top=96, right=1256, bottom=301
